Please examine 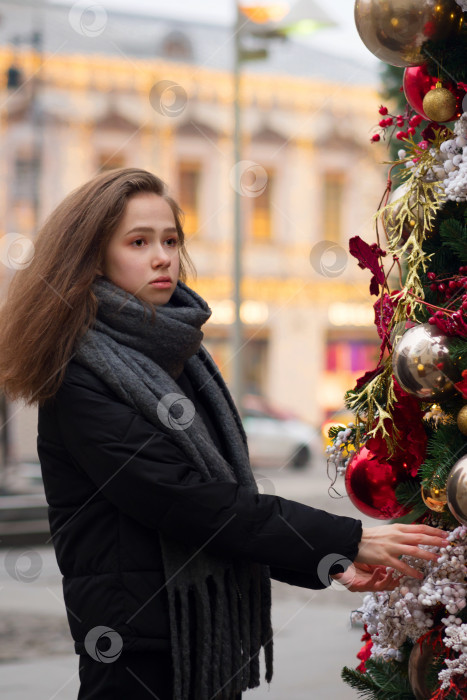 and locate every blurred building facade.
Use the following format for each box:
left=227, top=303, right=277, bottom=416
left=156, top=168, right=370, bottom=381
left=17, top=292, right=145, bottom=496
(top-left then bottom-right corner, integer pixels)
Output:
left=0, top=1, right=385, bottom=463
